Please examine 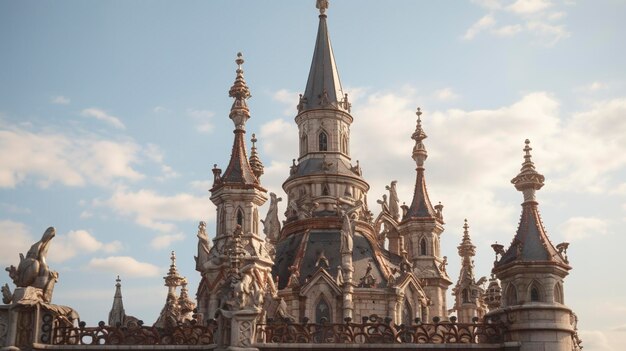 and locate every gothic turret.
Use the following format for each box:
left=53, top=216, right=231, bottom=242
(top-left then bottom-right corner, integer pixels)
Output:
left=398, top=108, right=451, bottom=319
left=450, top=220, right=487, bottom=323
left=487, top=139, right=581, bottom=351
left=195, top=53, right=274, bottom=323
